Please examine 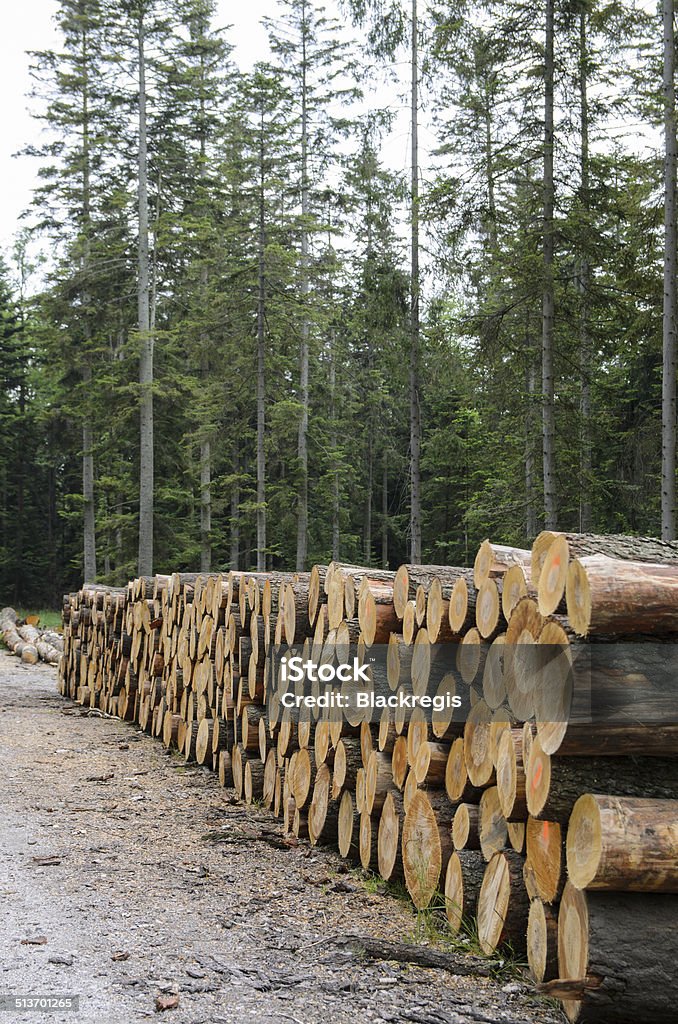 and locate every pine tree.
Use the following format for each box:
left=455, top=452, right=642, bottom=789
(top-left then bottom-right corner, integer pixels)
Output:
left=266, top=0, right=360, bottom=570
left=27, top=0, right=116, bottom=582
left=662, top=0, right=676, bottom=539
